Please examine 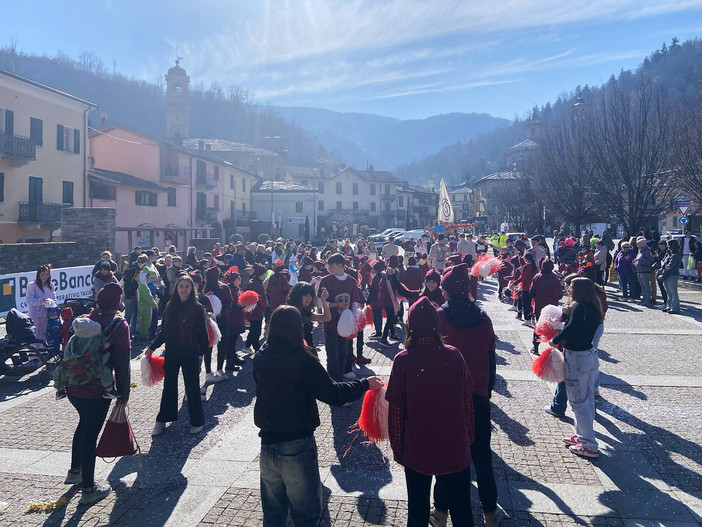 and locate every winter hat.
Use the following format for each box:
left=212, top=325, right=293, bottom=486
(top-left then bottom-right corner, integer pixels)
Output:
left=99, top=261, right=111, bottom=270
left=190, top=271, right=203, bottom=285
left=253, top=263, right=267, bottom=278
left=407, top=297, right=439, bottom=337
left=462, top=254, right=475, bottom=267
left=447, top=253, right=462, bottom=264
left=273, top=259, right=285, bottom=270
left=541, top=259, right=555, bottom=272
left=388, top=255, right=399, bottom=268
left=373, top=260, right=386, bottom=272
left=301, top=255, right=314, bottom=267
left=441, top=263, right=471, bottom=299
left=636, top=236, right=648, bottom=248
left=72, top=315, right=103, bottom=338
left=96, top=282, right=123, bottom=310
left=424, top=269, right=441, bottom=284
left=206, top=266, right=221, bottom=282
left=407, top=256, right=417, bottom=266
